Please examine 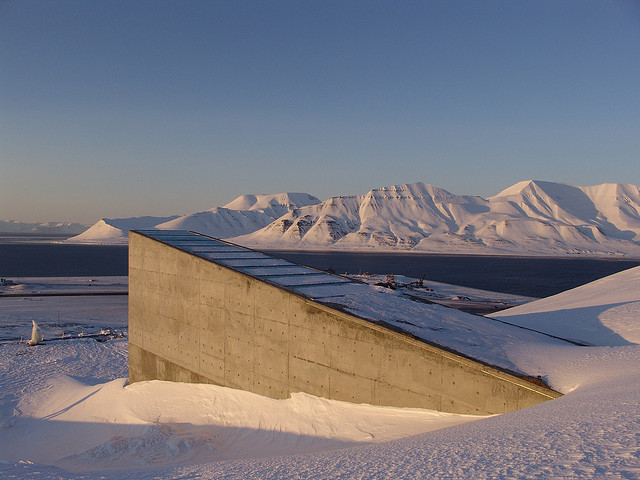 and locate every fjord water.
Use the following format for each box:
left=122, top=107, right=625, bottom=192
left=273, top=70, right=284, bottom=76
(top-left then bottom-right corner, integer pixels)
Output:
left=268, top=250, right=640, bottom=298
left=0, top=241, right=128, bottom=277
left=1, top=237, right=638, bottom=298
